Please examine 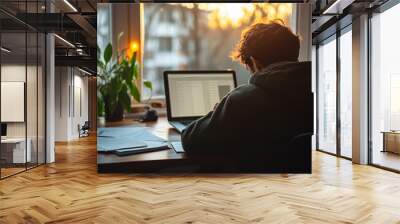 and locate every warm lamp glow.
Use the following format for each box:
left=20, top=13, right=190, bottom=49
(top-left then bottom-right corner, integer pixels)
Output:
left=131, top=42, right=139, bottom=52
left=127, top=41, right=139, bottom=59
